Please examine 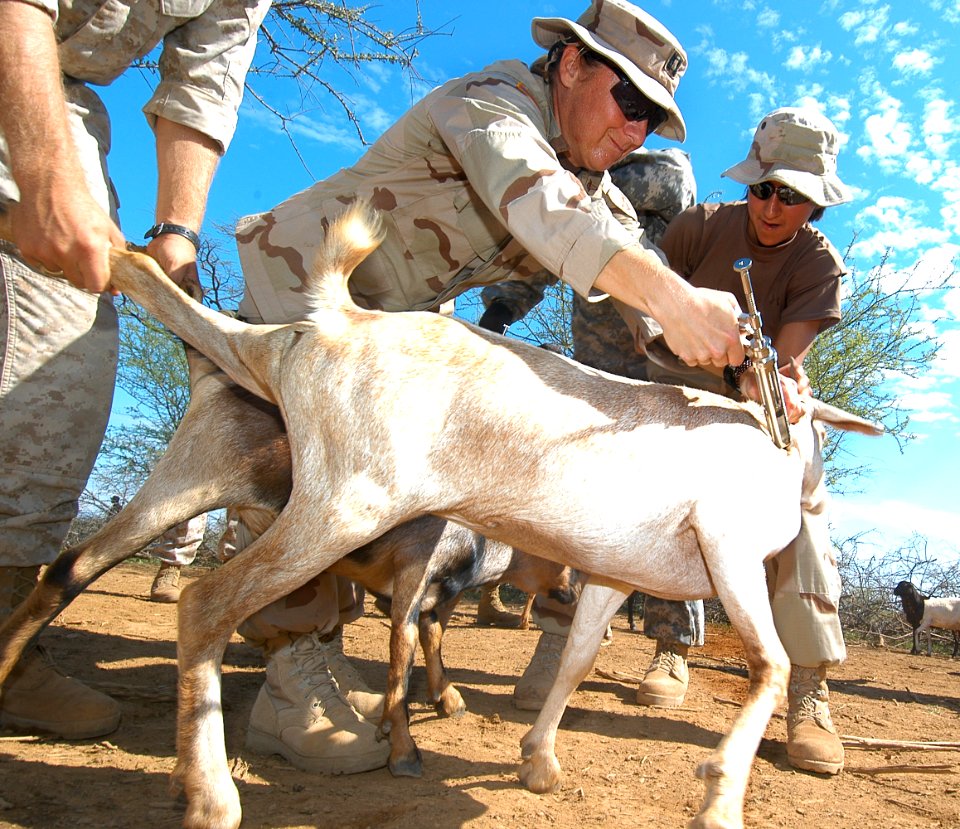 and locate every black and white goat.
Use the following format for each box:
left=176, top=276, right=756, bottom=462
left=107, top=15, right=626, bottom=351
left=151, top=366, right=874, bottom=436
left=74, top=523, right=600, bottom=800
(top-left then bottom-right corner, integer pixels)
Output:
left=893, top=580, right=960, bottom=657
